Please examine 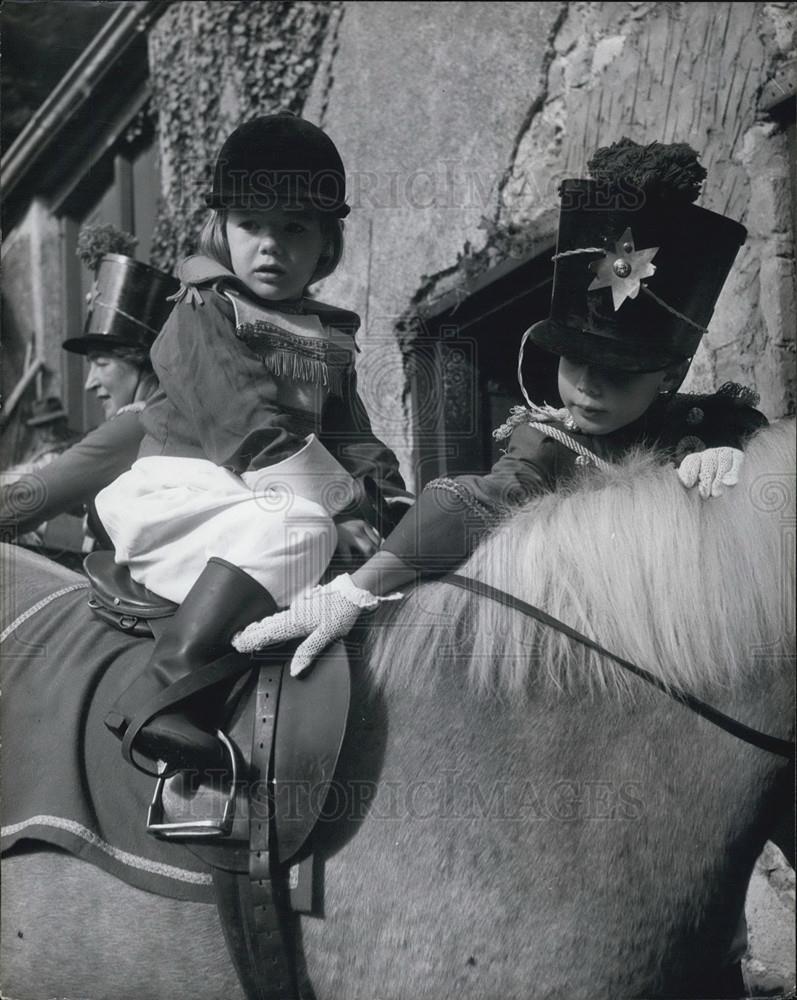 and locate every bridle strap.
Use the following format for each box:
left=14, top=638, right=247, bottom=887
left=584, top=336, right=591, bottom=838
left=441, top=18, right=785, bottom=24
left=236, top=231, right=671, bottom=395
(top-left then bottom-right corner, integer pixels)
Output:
left=443, top=574, right=795, bottom=762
